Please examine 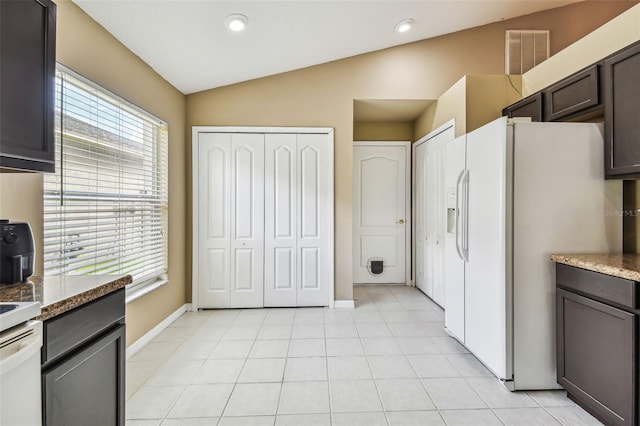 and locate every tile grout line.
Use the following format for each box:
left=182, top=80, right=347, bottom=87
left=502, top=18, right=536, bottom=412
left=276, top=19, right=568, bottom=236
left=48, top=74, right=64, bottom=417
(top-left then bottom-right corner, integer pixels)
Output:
left=214, top=310, right=265, bottom=425
left=271, top=315, right=294, bottom=424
